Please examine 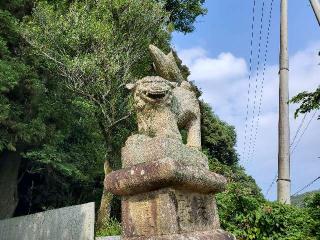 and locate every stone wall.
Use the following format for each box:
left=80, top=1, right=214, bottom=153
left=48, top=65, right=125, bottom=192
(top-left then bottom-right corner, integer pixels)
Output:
left=0, top=202, right=95, bottom=240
